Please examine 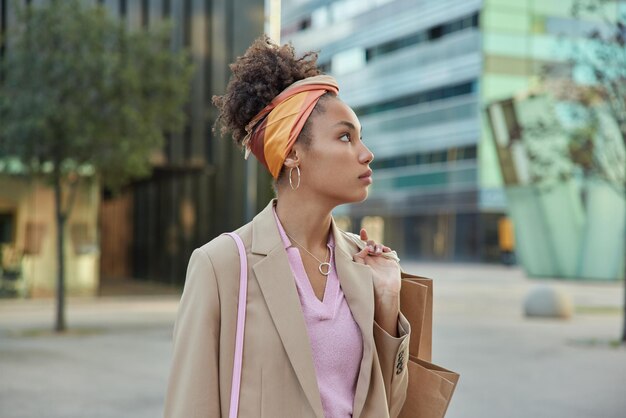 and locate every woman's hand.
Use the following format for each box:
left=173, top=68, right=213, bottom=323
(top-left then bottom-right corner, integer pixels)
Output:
left=352, top=228, right=401, bottom=337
